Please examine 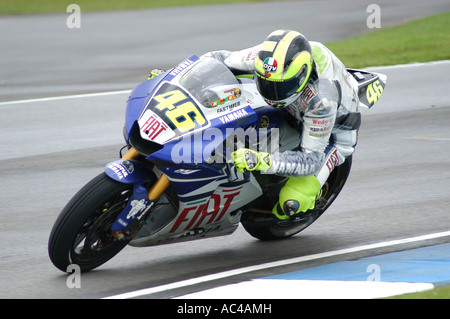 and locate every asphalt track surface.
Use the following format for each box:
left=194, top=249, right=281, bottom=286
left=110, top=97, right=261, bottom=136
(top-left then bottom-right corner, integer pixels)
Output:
left=1, top=0, right=450, bottom=299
